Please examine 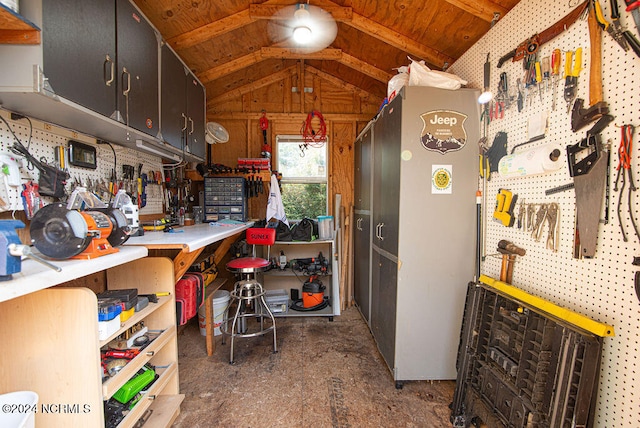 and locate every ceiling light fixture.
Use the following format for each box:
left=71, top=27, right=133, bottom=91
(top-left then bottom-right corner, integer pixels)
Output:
left=292, top=4, right=313, bottom=45
left=293, top=26, right=312, bottom=44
